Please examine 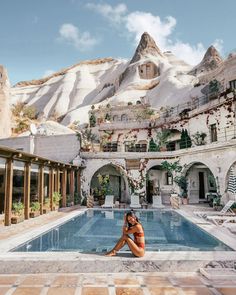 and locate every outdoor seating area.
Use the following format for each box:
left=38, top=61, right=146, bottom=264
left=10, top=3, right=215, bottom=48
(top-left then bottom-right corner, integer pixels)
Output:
left=194, top=200, right=236, bottom=218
